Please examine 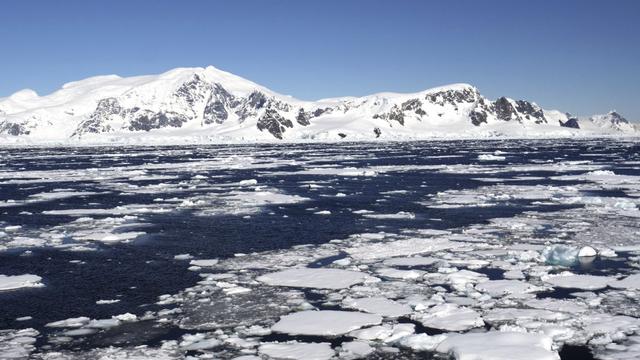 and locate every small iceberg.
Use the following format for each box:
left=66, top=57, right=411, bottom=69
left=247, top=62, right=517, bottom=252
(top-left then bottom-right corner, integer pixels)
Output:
left=542, top=245, right=597, bottom=267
